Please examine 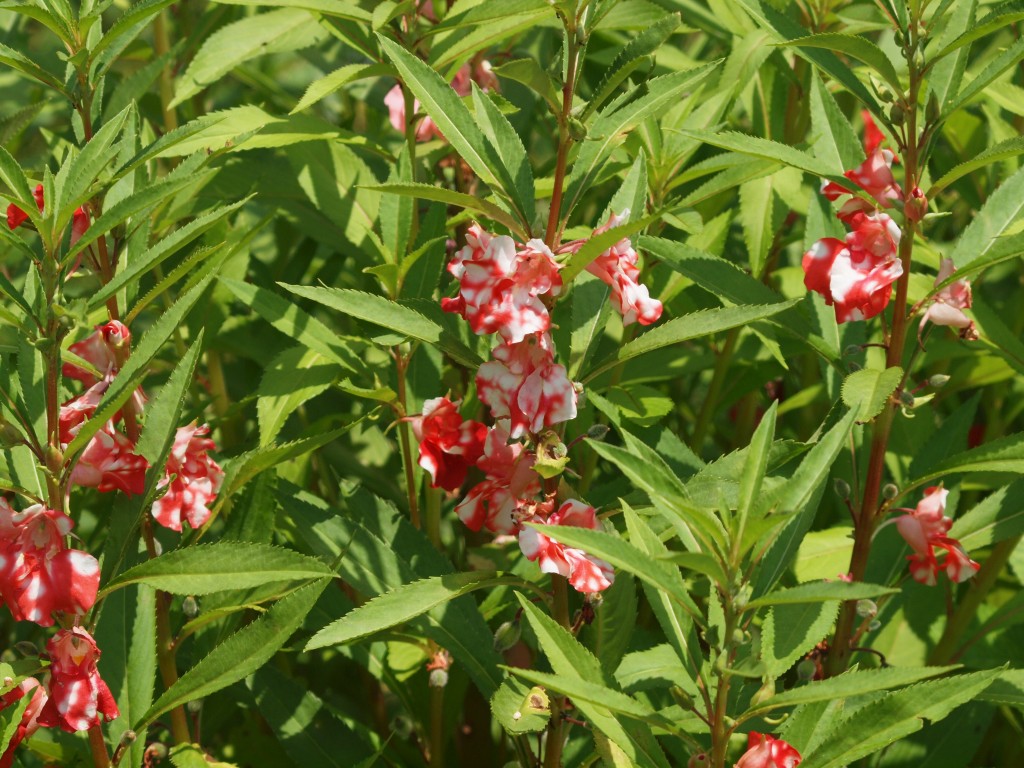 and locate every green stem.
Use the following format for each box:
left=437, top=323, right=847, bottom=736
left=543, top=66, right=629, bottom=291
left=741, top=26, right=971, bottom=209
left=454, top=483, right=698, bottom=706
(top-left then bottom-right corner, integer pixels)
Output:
left=546, top=19, right=582, bottom=248
left=425, top=485, right=442, bottom=550
left=709, top=591, right=737, bottom=768
left=429, top=685, right=445, bottom=768
left=543, top=576, right=571, bottom=768
left=395, top=351, right=421, bottom=529
left=691, top=329, right=740, bottom=452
